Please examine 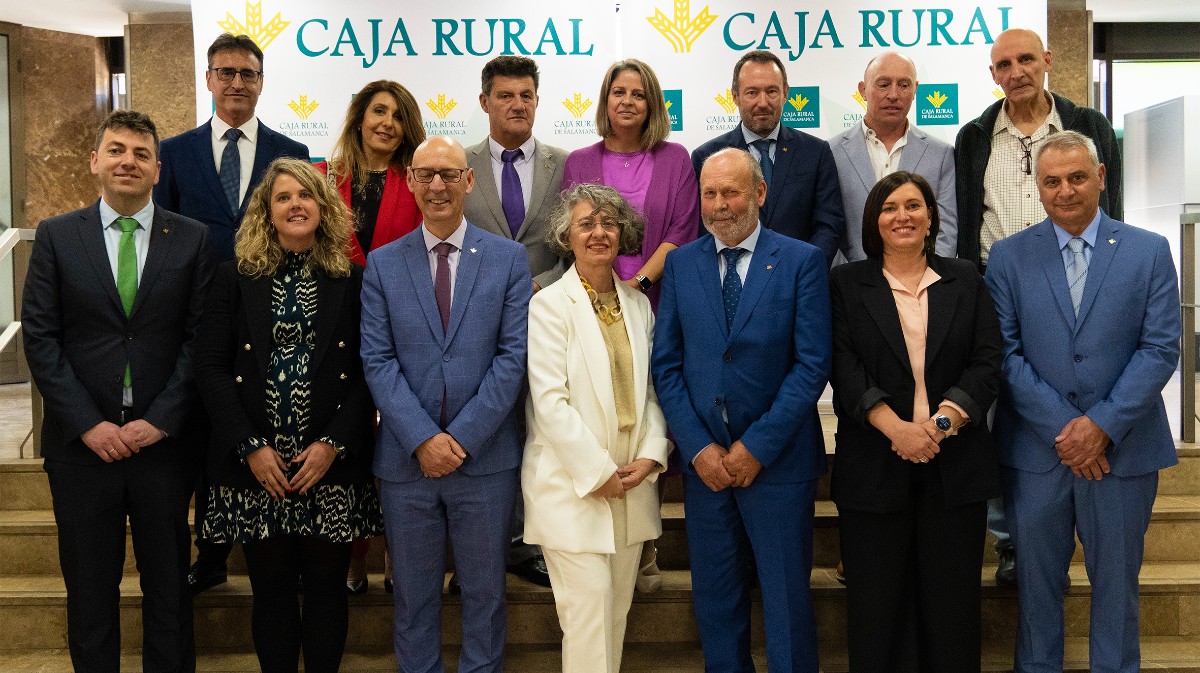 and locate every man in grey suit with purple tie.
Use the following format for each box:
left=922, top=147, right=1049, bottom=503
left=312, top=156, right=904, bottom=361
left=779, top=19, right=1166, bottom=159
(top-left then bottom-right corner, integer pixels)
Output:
left=361, top=136, right=532, bottom=673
